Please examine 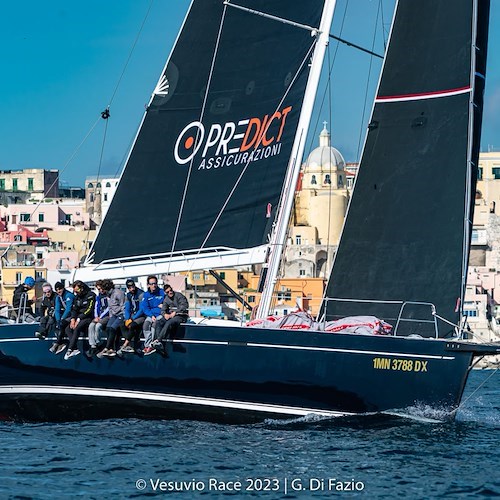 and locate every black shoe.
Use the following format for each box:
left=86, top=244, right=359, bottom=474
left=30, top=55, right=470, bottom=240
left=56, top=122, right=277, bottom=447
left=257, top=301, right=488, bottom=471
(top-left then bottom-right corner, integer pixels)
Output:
left=35, top=332, right=46, bottom=340
left=153, top=340, right=166, bottom=352
left=86, top=347, right=97, bottom=357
